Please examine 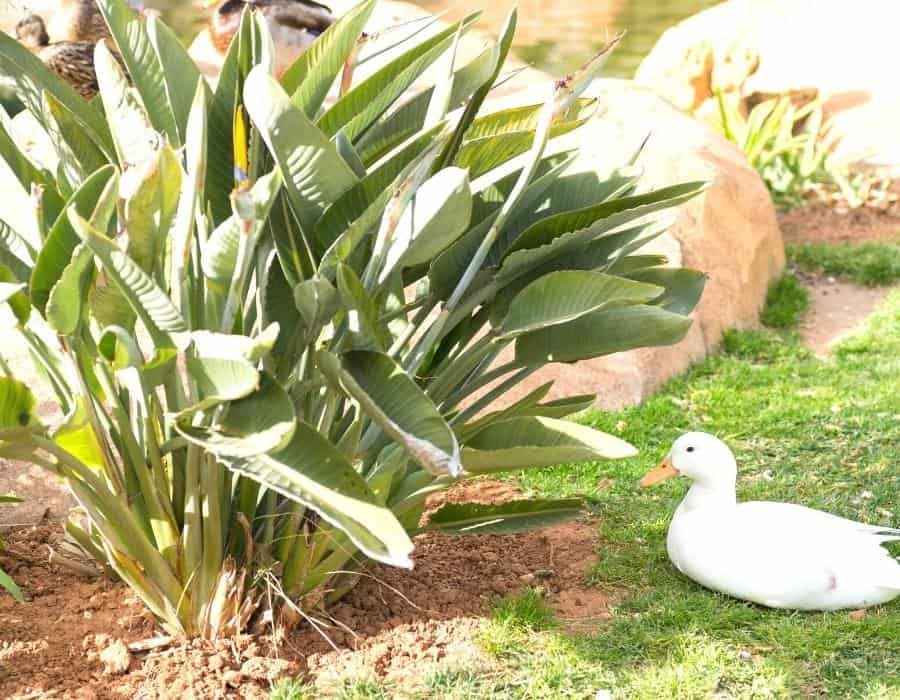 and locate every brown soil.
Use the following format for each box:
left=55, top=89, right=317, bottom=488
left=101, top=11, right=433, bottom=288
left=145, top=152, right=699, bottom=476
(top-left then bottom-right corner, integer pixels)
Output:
left=0, top=481, right=608, bottom=699
left=796, top=272, right=892, bottom=356
left=778, top=204, right=900, bottom=244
